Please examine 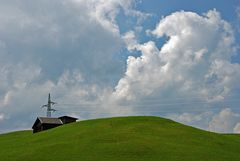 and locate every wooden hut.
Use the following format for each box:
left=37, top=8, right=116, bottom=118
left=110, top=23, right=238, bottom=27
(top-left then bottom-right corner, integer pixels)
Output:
left=32, top=117, right=63, bottom=133
left=32, top=116, right=78, bottom=133
left=58, top=116, right=78, bottom=124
